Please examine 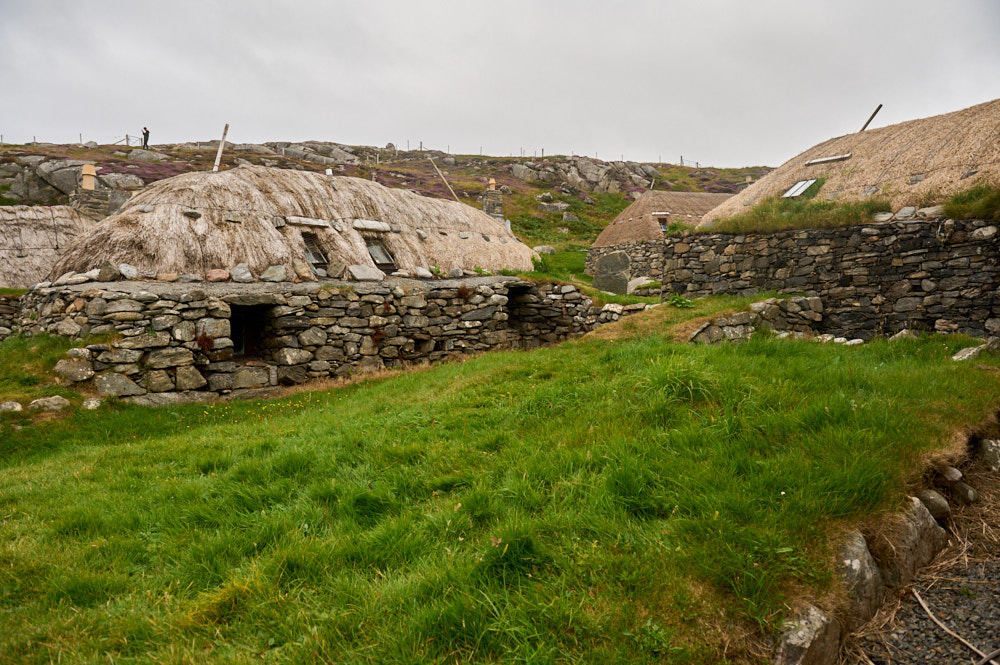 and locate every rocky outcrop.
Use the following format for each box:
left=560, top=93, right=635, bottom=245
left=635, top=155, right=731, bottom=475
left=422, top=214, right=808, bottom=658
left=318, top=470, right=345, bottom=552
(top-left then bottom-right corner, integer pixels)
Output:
left=2, top=156, right=144, bottom=206
left=506, top=157, right=662, bottom=194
